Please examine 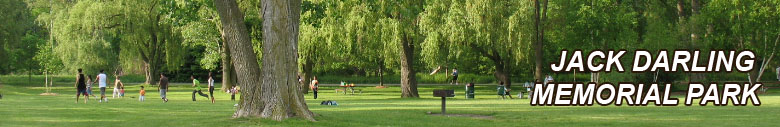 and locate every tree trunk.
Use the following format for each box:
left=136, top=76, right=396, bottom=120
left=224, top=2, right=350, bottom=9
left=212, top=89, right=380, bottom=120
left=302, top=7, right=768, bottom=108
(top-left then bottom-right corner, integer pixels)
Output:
left=143, top=62, right=161, bottom=85
left=379, top=61, right=384, bottom=86
left=258, top=0, right=315, bottom=121
left=216, top=0, right=314, bottom=121
left=301, top=58, right=313, bottom=94
left=533, top=0, right=547, bottom=81
left=221, top=39, right=237, bottom=92
left=215, top=0, right=266, bottom=118
left=399, top=32, right=419, bottom=98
